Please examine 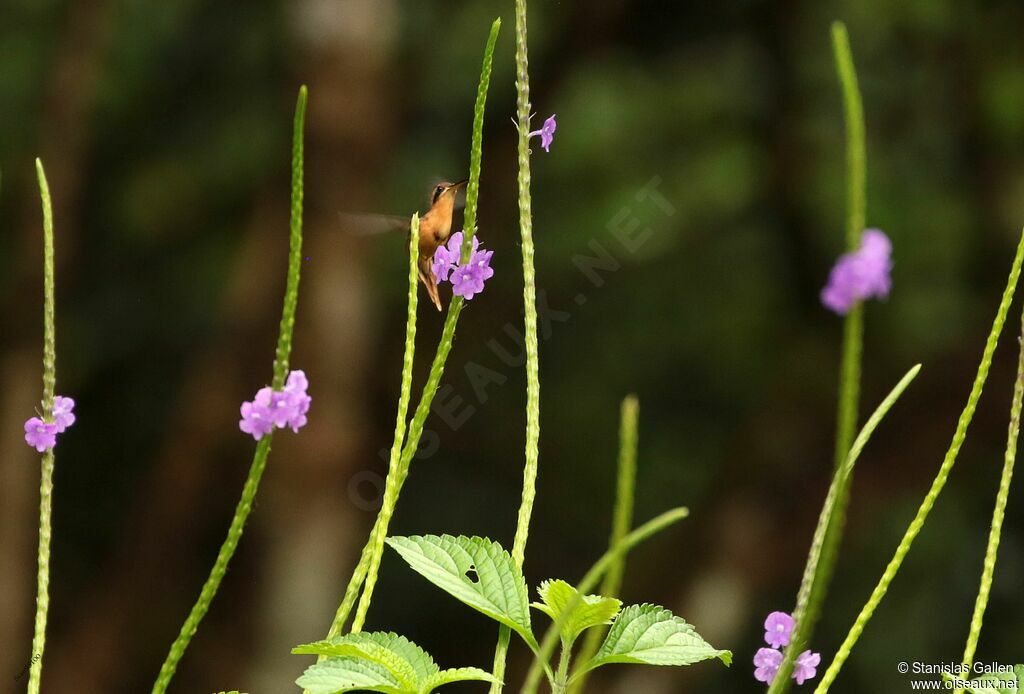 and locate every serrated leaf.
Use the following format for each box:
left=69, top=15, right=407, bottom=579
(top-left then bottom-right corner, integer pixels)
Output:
left=419, top=667, right=501, bottom=693
left=292, top=632, right=438, bottom=690
left=577, top=604, right=731, bottom=675
left=387, top=535, right=536, bottom=649
left=295, top=656, right=407, bottom=694
left=531, top=579, right=622, bottom=646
